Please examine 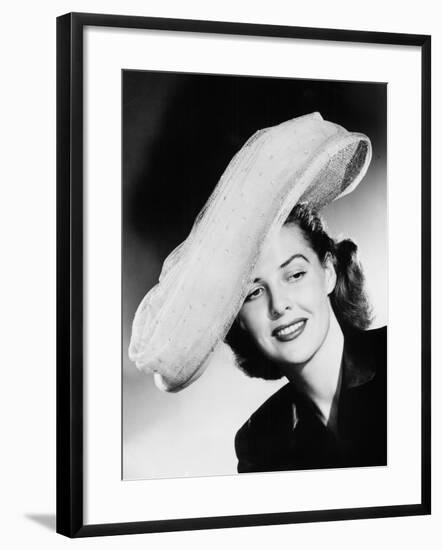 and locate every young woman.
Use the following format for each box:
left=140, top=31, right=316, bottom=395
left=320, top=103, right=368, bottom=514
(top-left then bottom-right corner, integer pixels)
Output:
left=227, top=204, right=386, bottom=473
left=129, top=112, right=386, bottom=474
